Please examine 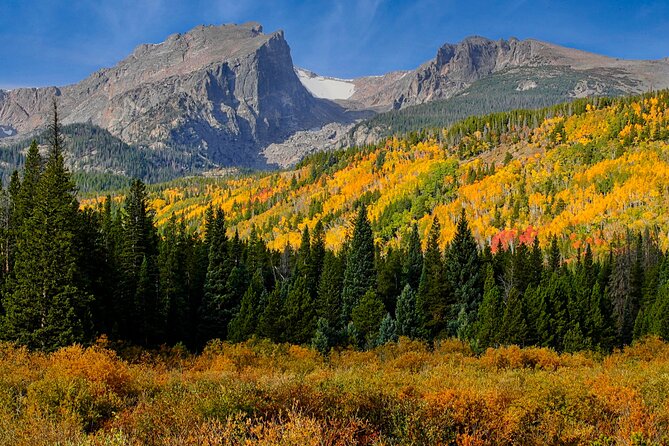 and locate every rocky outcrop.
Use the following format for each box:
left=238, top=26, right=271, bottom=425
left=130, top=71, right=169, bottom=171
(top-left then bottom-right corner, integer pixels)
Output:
left=341, top=36, right=669, bottom=111
left=3, top=29, right=668, bottom=171
left=0, top=22, right=351, bottom=167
